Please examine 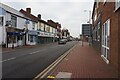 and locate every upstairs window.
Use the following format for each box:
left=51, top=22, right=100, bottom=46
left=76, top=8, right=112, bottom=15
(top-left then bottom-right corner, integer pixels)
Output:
left=0, top=16, right=3, bottom=26
left=115, top=0, right=120, bottom=10
left=41, top=23, right=44, bottom=31
left=11, top=15, right=17, bottom=27
left=32, top=22, right=35, bottom=30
